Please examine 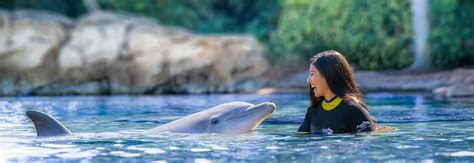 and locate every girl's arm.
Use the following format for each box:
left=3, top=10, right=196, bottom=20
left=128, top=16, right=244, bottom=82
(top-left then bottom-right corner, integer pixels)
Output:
left=297, top=107, right=312, bottom=133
